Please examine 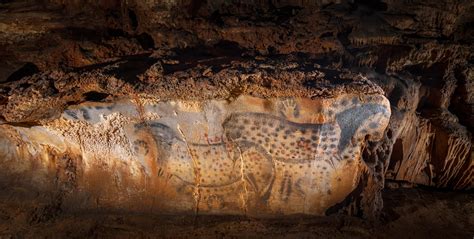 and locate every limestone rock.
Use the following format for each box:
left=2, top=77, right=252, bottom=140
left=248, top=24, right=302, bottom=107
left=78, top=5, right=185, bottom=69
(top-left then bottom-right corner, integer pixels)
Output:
left=0, top=53, right=391, bottom=217
left=0, top=0, right=472, bottom=224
